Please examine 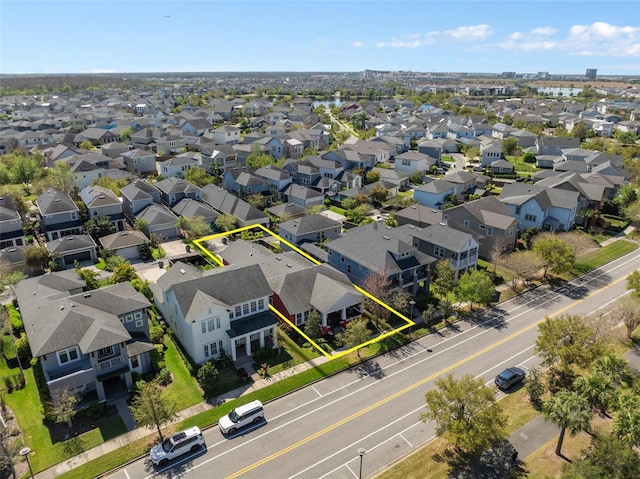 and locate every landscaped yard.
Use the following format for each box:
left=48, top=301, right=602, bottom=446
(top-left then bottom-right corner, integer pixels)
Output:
left=161, top=336, right=204, bottom=410
left=507, top=155, right=538, bottom=173
left=570, top=239, right=638, bottom=275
